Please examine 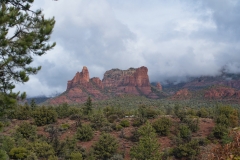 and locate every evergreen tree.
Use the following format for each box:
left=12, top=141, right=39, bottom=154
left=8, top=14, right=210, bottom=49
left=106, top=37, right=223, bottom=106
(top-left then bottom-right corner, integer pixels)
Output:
left=83, top=97, right=92, bottom=115
left=130, top=121, right=161, bottom=160
left=0, top=0, right=55, bottom=103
